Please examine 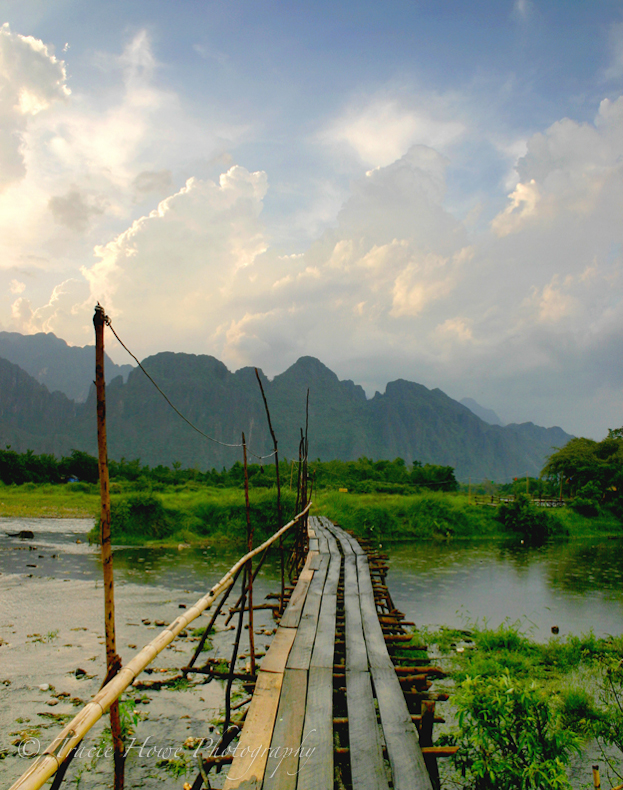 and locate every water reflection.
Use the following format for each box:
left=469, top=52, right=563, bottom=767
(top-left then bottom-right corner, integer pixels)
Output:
left=385, top=537, right=623, bottom=641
